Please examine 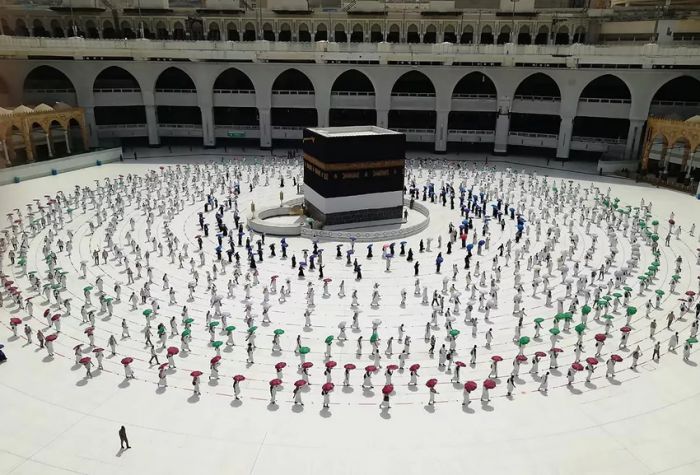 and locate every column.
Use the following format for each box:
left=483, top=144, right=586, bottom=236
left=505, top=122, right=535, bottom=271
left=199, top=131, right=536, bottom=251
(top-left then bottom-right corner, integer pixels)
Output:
left=145, top=105, right=160, bottom=146
left=625, top=119, right=645, bottom=161
left=556, top=116, right=573, bottom=160
left=45, top=131, right=54, bottom=158
left=434, top=110, right=448, bottom=153
left=64, top=129, right=71, bottom=154
left=83, top=106, right=99, bottom=148
left=2, top=140, right=10, bottom=166
left=317, top=107, right=329, bottom=128
left=23, top=129, right=35, bottom=163
left=377, top=109, right=389, bottom=129
left=493, top=101, right=510, bottom=155
left=259, top=108, right=271, bottom=149
left=200, top=103, right=215, bottom=148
